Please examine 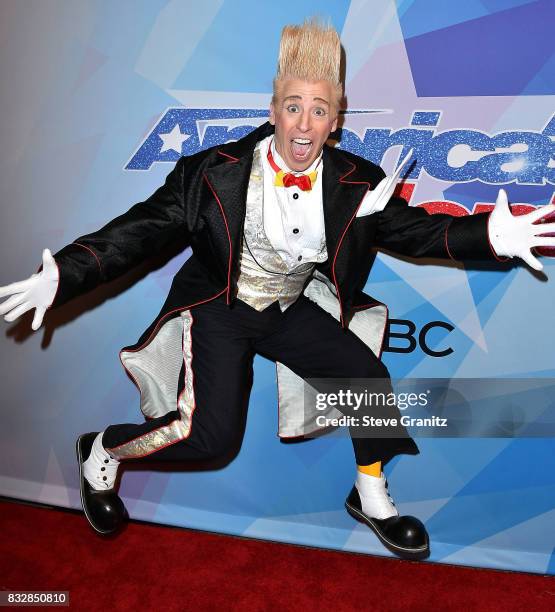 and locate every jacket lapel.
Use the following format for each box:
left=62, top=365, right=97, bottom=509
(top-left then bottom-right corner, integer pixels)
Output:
left=321, top=146, right=370, bottom=297
left=202, top=122, right=274, bottom=298
left=204, top=156, right=253, bottom=267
